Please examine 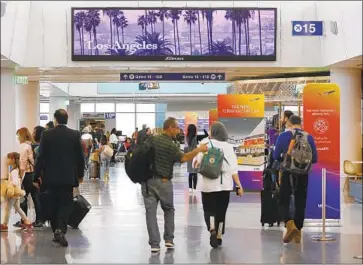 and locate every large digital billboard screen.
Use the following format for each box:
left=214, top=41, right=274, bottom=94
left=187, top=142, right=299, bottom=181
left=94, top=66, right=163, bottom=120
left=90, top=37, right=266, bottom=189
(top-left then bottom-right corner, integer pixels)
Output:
left=72, top=8, right=277, bottom=62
